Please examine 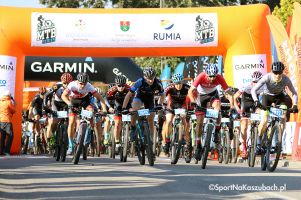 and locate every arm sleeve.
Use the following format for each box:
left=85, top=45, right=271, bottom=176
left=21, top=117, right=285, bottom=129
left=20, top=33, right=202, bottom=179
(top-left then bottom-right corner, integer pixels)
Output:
left=192, top=73, right=203, bottom=88
left=130, top=79, right=142, bottom=93
left=218, top=75, right=229, bottom=90
left=251, top=77, right=266, bottom=101
left=43, top=89, right=54, bottom=107
left=286, top=78, right=298, bottom=105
